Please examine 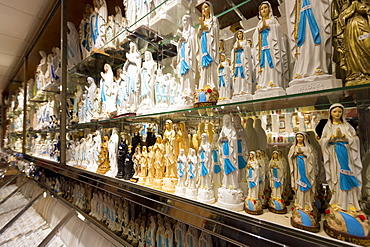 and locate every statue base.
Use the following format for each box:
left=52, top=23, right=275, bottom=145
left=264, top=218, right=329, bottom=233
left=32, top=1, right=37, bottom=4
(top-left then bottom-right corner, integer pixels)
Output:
left=286, top=74, right=342, bottom=95
left=268, top=206, right=287, bottom=214
left=217, top=98, right=231, bottom=105
left=145, top=178, right=154, bottom=187
left=175, top=186, right=186, bottom=197
left=324, top=220, right=370, bottom=245
left=137, top=177, right=146, bottom=185
left=324, top=207, right=370, bottom=242
left=253, top=87, right=286, bottom=100
left=230, top=94, right=253, bottom=103
left=244, top=198, right=263, bottom=215
left=185, top=188, right=198, bottom=200
left=162, top=177, right=177, bottom=193
left=153, top=178, right=163, bottom=190
left=268, top=198, right=287, bottom=214
left=217, top=187, right=244, bottom=211
left=197, top=188, right=215, bottom=204
left=291, top=209, right=320, bottom=233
